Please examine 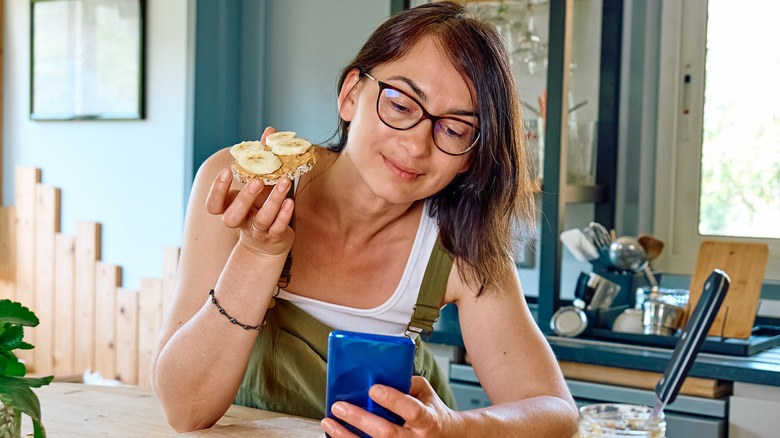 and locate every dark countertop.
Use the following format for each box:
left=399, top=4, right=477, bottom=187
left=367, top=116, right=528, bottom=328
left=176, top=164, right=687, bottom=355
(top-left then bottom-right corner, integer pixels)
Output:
left=428, top=305, right=780, bottom=387
left=546, top=335, right=780, bottom=387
